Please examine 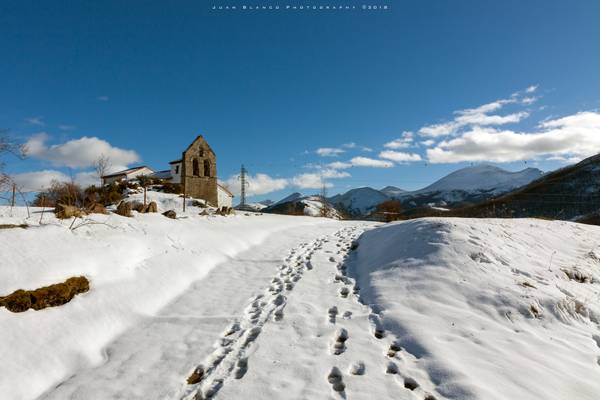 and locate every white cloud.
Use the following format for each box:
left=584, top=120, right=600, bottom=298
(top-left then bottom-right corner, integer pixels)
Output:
left=12, top=170, right=70, bottom=192
left=11, top=169, right=101, bottom=192
left=426, top=111, right=600, bottom=164
left=326, top=157, right=394, bottom=169
left=316, top=147, right=345, bottom=157
left=291, top=173, right=332, bottom=189
left=361, top=146, right=373, bottom=152
left=321, top=169, right=351, bottom=179
left=327, top=161, right=353, bottom=170
left=25, top=133, right=140, bottom=169
left=342, top=142, right=356, bottom=149
left=420, top=139, right=435, bottom=147
left=384, top=131, right=414, bottom=149
left=26, top=116, right=45, bottom=126
left=418, top=87, right=536, bottom=137
left=379, top=151, right=422, bottom=163
left=225, top=173, right=288, bottom=196
left=526, top=85, right=538, bottom=93
left=349, top=157, right=394, bottom=168
left=97, top=96, right=109, bottom=102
